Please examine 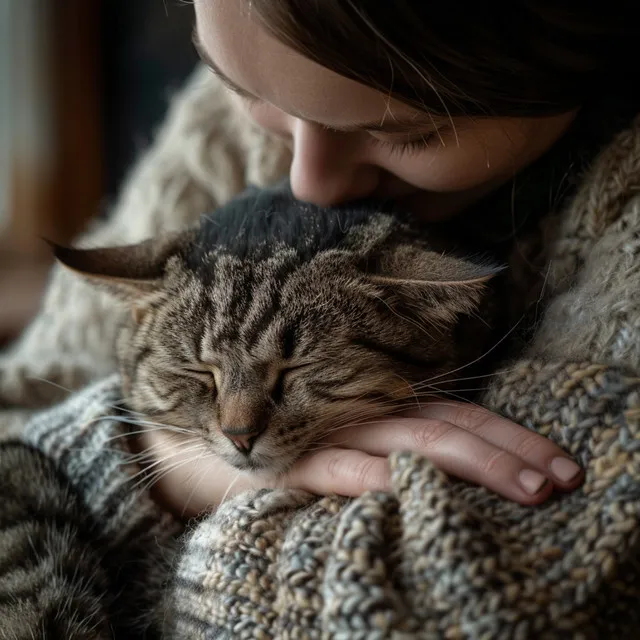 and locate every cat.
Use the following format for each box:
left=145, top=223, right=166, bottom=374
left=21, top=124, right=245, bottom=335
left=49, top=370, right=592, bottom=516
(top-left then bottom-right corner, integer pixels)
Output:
left=0, top=184, right=501, bottom=636
left=0, top=442, right=113, bottom=639
left=52, top=184, right=503, bottom=474
left=0, top=438, right=177, bottom=639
